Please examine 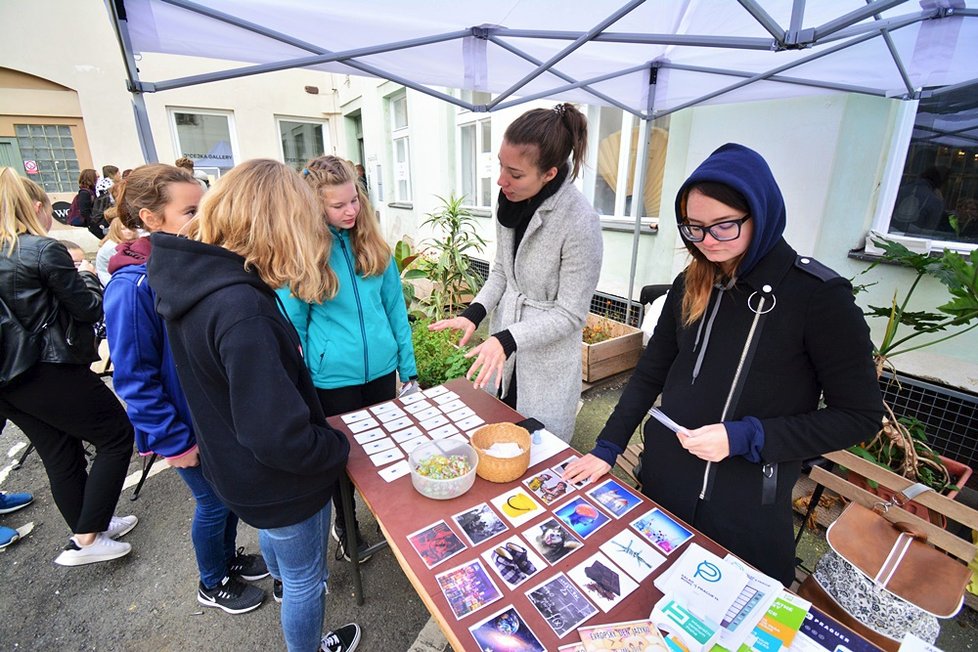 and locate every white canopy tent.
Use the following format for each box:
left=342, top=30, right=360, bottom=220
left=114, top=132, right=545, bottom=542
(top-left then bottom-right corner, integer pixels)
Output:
left=107, top=0, right=978, bottom=314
